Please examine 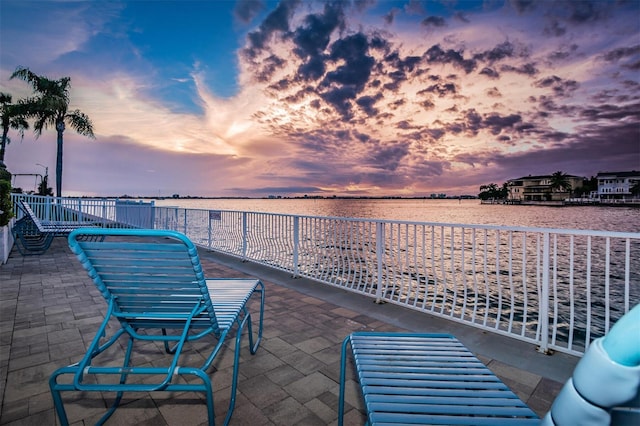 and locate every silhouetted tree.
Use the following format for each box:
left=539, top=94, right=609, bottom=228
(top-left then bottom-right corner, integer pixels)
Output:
left=549, top=171, right=572, bottom=193
left=11, top=67, right=95, bottom=197
left=0, top=92, right=29, bottom=164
